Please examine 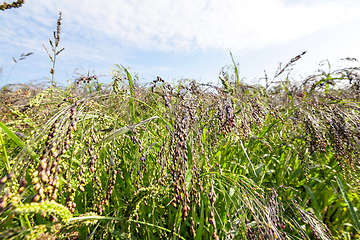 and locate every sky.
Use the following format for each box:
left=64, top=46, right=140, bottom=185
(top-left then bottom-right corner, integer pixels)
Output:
left=1, top=0, right=360, bottom=88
